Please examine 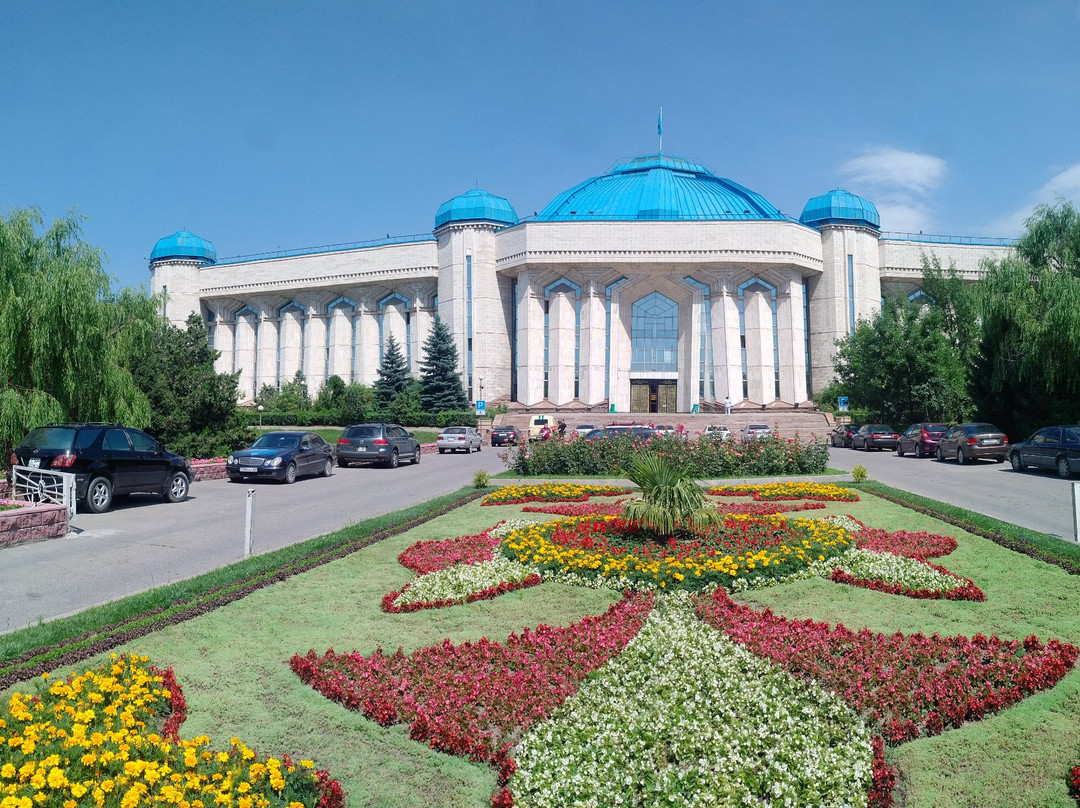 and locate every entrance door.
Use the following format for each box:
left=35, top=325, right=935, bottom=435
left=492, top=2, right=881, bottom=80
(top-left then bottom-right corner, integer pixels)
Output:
left=630, top=381, right=677, bottom=414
